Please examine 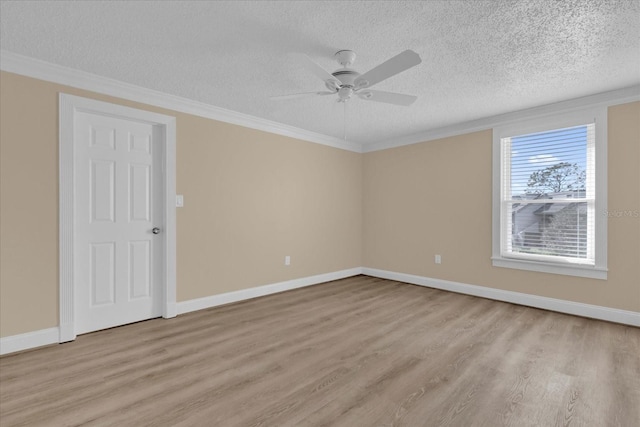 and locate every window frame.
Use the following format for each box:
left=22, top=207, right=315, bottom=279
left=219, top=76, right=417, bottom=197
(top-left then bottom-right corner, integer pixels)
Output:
left=492, top=107, right=608, bottom=280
